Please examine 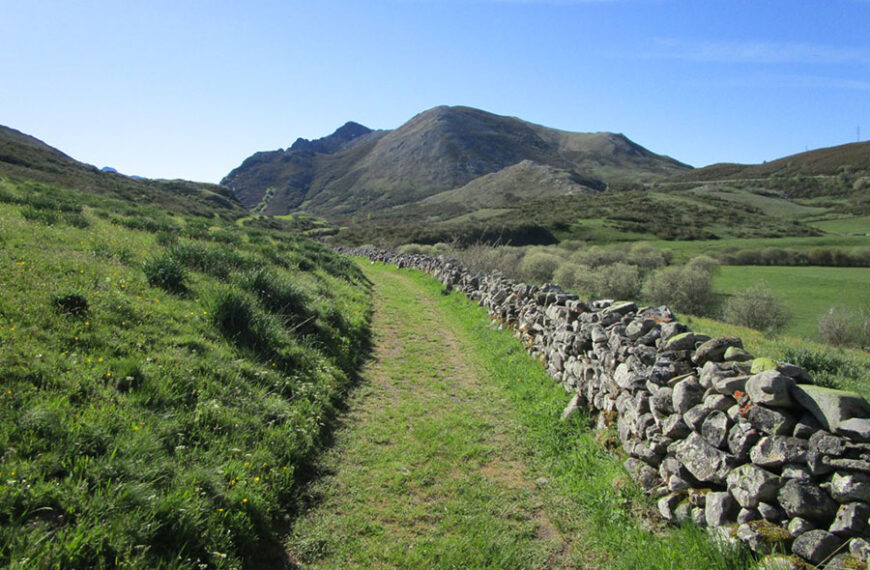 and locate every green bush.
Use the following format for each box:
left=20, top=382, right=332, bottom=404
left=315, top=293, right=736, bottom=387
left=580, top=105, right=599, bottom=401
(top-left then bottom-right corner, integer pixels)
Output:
left=553, top=261, right=582, bottom=290
left=722, top=283, right=790, bottom=333
left=143, top=254, right=187, bottom=293
left=643, top=264, right=714, bottom=316
left=590, top=262, right=641, bottom=300
left=519, top=251, right=562, bottom=283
